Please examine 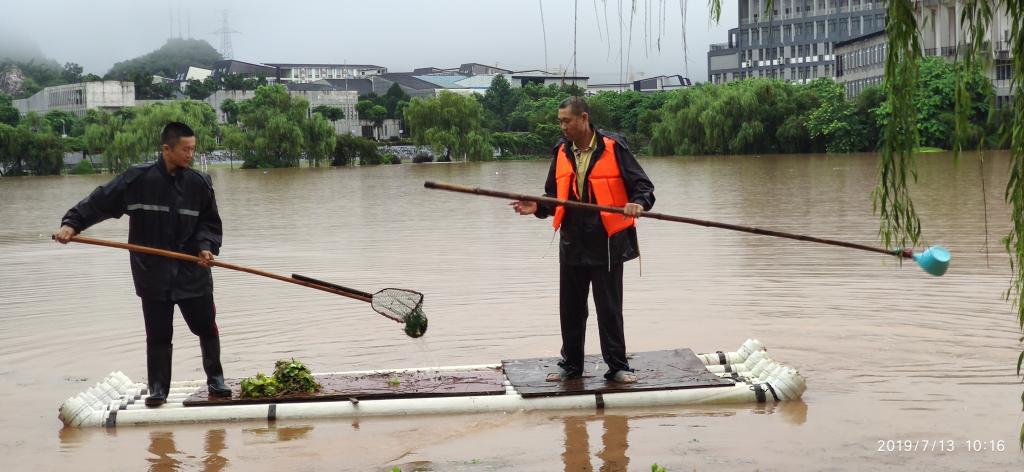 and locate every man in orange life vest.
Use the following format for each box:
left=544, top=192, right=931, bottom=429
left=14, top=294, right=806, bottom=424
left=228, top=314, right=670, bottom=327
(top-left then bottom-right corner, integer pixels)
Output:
left=512, top=97, right=655, bottom=383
